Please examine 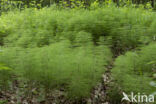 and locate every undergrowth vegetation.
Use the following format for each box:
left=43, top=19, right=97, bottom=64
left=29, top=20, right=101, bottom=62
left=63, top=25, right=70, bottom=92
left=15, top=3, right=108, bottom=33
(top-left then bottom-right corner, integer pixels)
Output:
left=0, top=2, right=156, bottom=103
left=0, top=63, right=13, bottom=92
left=0, top=5, right=155, bottom=53
left=112, top=43, right=156, bottom=101
left=0, top=38, right=112, bottom=99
